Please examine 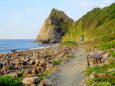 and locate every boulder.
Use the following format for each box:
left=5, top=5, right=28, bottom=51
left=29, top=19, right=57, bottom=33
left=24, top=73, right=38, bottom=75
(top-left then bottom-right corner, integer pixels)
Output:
left=103, top=53, right=110, bottom=59
left=22, top=76, right=40, bottom=85
left=108, top=69, right=115, bottom=72
left=29, top=59, right=35, bottom=65
left=8, top=72, right=18, bottom=78
left=0, top=63, right=3, bottom=69
left=9, top=65, right=15, bottom=70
